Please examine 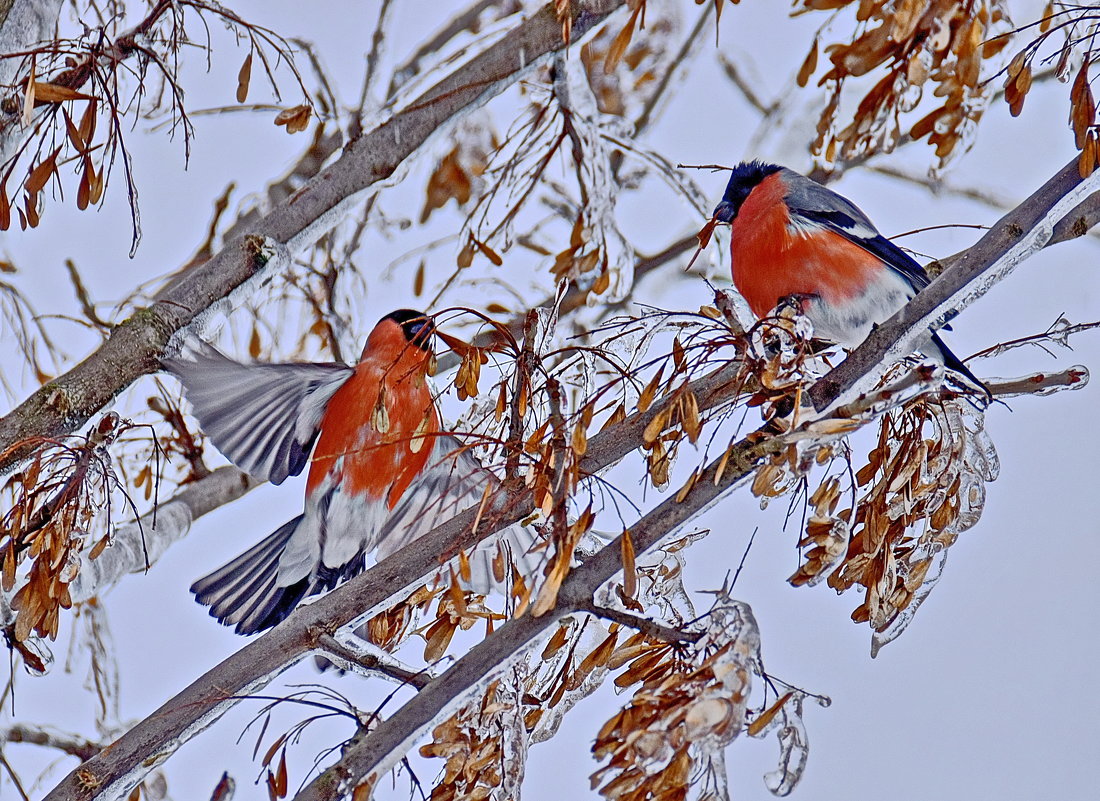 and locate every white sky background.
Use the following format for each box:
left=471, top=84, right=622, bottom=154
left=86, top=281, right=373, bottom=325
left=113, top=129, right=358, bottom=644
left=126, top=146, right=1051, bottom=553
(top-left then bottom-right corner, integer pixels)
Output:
left=2, top=1, right=1099, bottom=800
